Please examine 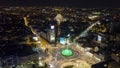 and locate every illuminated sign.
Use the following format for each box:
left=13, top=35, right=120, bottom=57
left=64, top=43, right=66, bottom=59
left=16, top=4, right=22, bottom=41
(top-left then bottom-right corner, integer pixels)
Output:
left=60, top=37, right=66, bottom=44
